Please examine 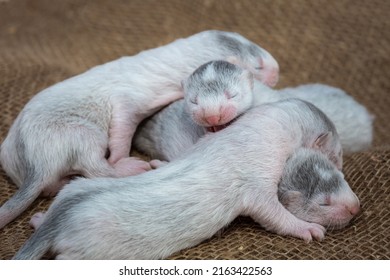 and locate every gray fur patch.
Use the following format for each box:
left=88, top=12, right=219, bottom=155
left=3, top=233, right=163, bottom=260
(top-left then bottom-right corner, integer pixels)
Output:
left=212, top=60, right=241, bottom=74
left=216, top=34, right=243, bottom=55
left=248, top=44, right=263, bottom=57
left=191, top=61, right=211, bottom=78
left=191, top=60, right=240, bottom=80
left=302, top=100, right=336, bottom=131
left=39, top=184, right=108, bottom=241
left=187, top=61, right=242, bottom=96
left=279, top=149, right=341, bottom=200
left=15, top=127, right=28, bottom=178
